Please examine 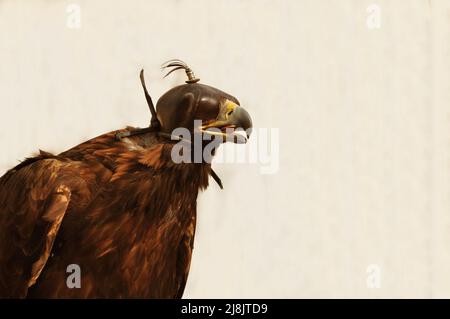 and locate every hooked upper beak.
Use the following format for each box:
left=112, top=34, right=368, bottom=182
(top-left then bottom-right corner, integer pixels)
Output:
left=199, top=100, right=253, bottom=144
